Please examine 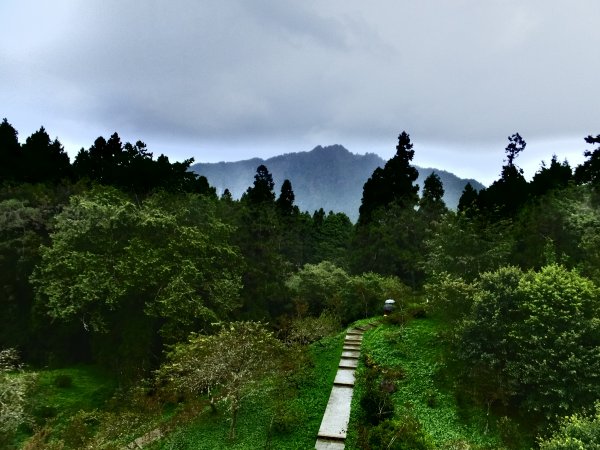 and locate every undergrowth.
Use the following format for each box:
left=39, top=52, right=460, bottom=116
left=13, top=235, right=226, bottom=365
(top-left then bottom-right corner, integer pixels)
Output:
left=346, top=315, right=510, bottom=449
left=153, top=331, right=345, bottom=449
left=14, top=365, right=118, bottom=448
